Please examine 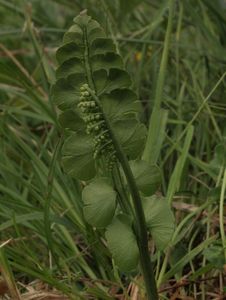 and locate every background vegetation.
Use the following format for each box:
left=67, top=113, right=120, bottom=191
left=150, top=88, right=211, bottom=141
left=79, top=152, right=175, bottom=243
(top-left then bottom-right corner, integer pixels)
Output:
left=0, top=0, right=226, bottom=299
